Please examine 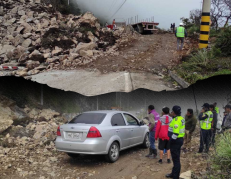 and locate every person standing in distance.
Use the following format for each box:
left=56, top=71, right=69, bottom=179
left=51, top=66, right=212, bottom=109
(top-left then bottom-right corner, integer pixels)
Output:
left=145, top=105, right=160, bottom=158
left=198, top=103, right=213, bottom=153
left=175, top=23, right=187, bottom=51
left=166, top=106, right=185, bottom=179
left=209, top=104, right=217, bottom=145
